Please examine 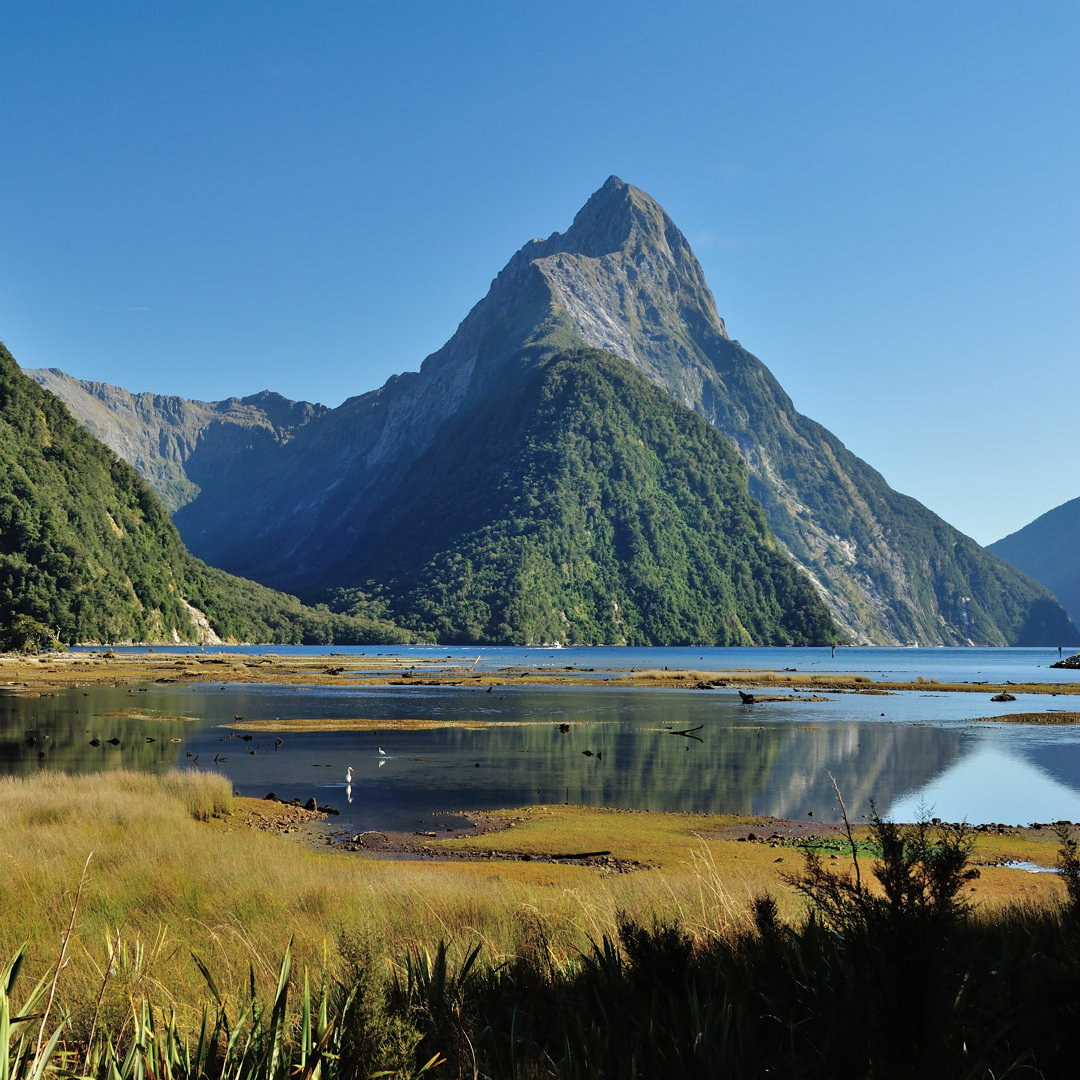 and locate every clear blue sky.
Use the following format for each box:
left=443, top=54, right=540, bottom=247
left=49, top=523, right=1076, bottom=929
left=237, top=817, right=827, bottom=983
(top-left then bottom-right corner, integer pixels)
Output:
left=2, top=2, right=1076, bottom=546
